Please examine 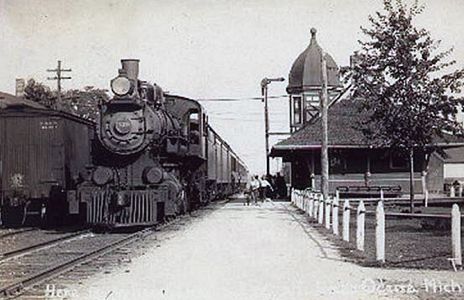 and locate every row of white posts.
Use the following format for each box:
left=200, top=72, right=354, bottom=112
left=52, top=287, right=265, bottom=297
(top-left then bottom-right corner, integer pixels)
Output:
left=291, top=188, right=462, bottom=267
left=450, top=184, right=464, bottom=198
